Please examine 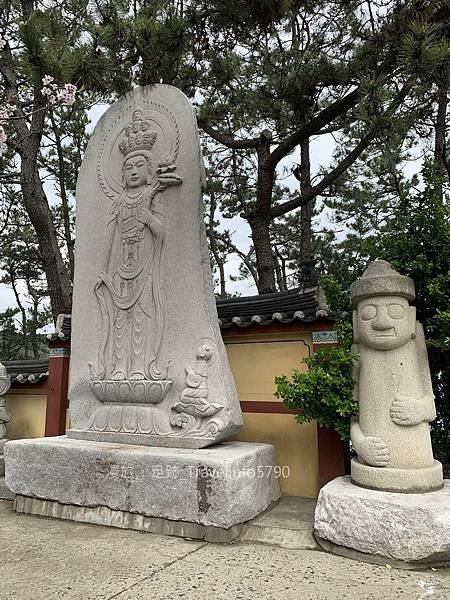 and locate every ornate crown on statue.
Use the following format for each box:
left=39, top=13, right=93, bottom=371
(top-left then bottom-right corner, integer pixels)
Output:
left=119, top=109, right=157, bottom=157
